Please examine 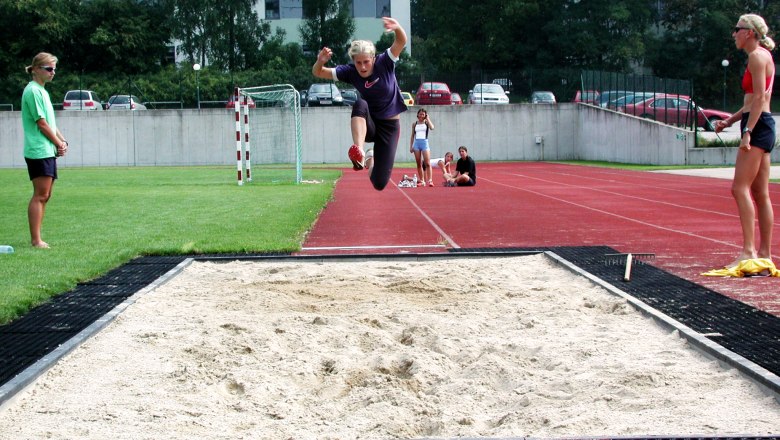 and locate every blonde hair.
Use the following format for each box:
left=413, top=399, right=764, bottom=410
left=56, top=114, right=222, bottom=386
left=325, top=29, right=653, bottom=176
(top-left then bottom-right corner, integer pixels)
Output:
left=348, top=40, right=376, bottom=60
left=740, top=14, right=776, bottom=51
left=25, top=52, right=58, bottom=75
